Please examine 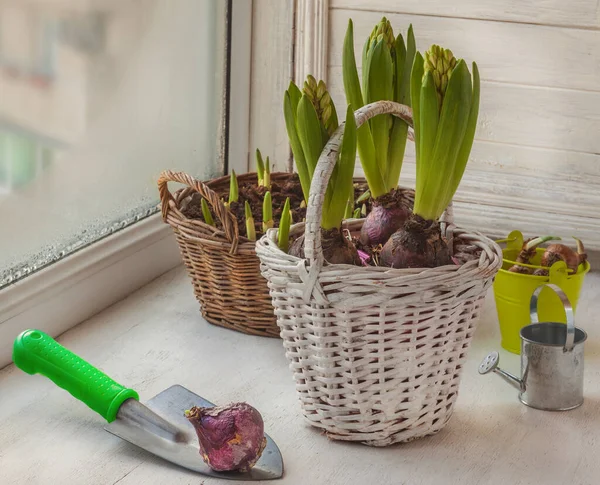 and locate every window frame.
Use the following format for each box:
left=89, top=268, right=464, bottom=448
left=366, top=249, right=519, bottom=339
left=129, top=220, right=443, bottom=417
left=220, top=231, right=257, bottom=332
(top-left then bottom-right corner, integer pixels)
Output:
left=0, top=0, right=253, bottom=368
